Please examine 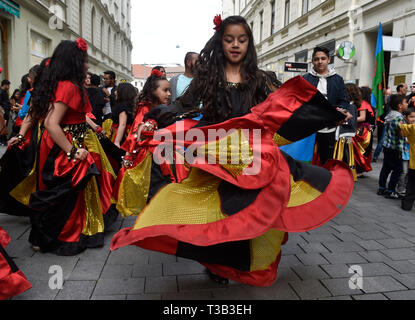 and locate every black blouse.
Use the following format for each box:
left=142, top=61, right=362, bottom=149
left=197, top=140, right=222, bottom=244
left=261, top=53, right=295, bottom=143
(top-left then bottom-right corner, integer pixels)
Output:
left=111, top=104, right=134, bottom=125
